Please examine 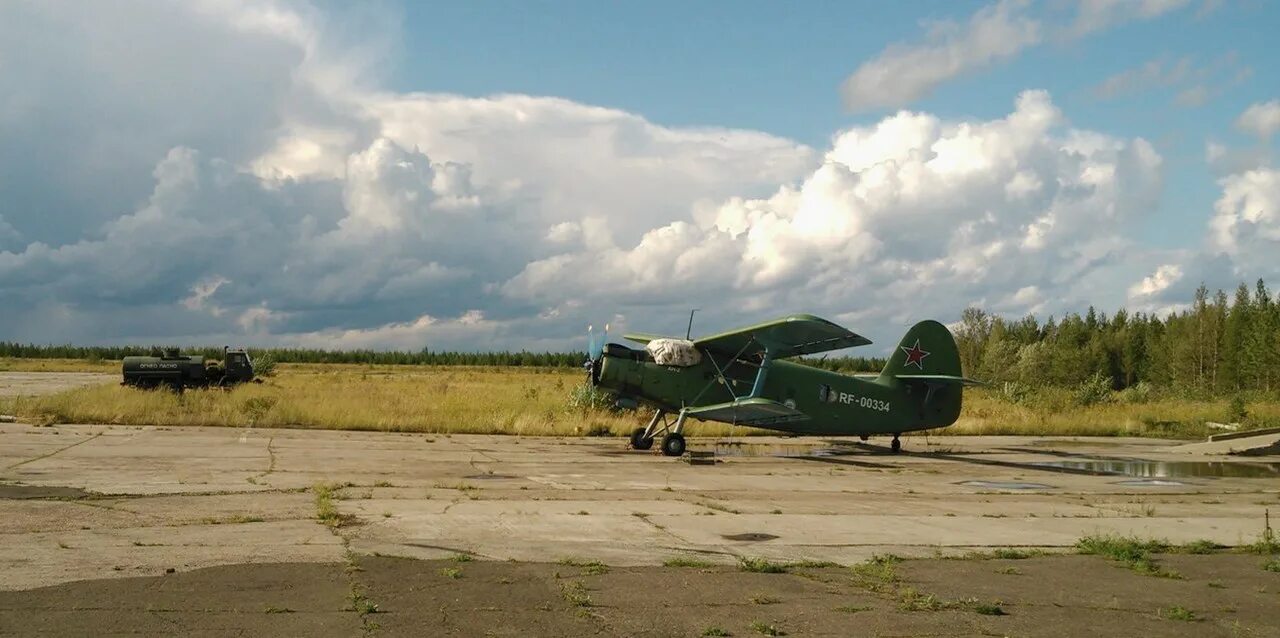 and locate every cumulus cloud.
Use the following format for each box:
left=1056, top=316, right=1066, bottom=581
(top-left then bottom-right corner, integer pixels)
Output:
left=1207, top=168, right=1280, bottom=268
left=841, top=0, right=1040, bottom=112
left=0, top=1, right=1200, bottom=353
left=1235, top=100, right=1280, bottom=140
left=1129, top=100, right=1280, bottom=310
left=507, top=90, right=1164, bottom=341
